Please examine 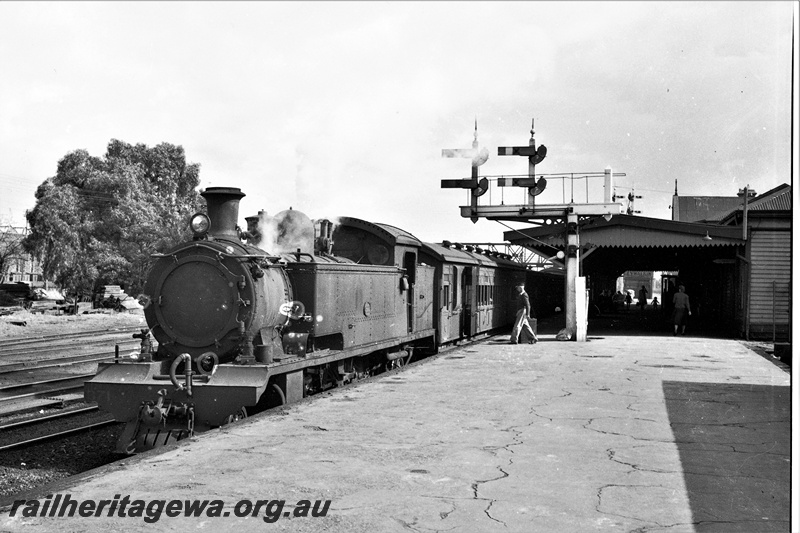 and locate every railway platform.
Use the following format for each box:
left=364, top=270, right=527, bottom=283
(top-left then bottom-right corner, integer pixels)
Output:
left=0, top=327, right=791, bottom=532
